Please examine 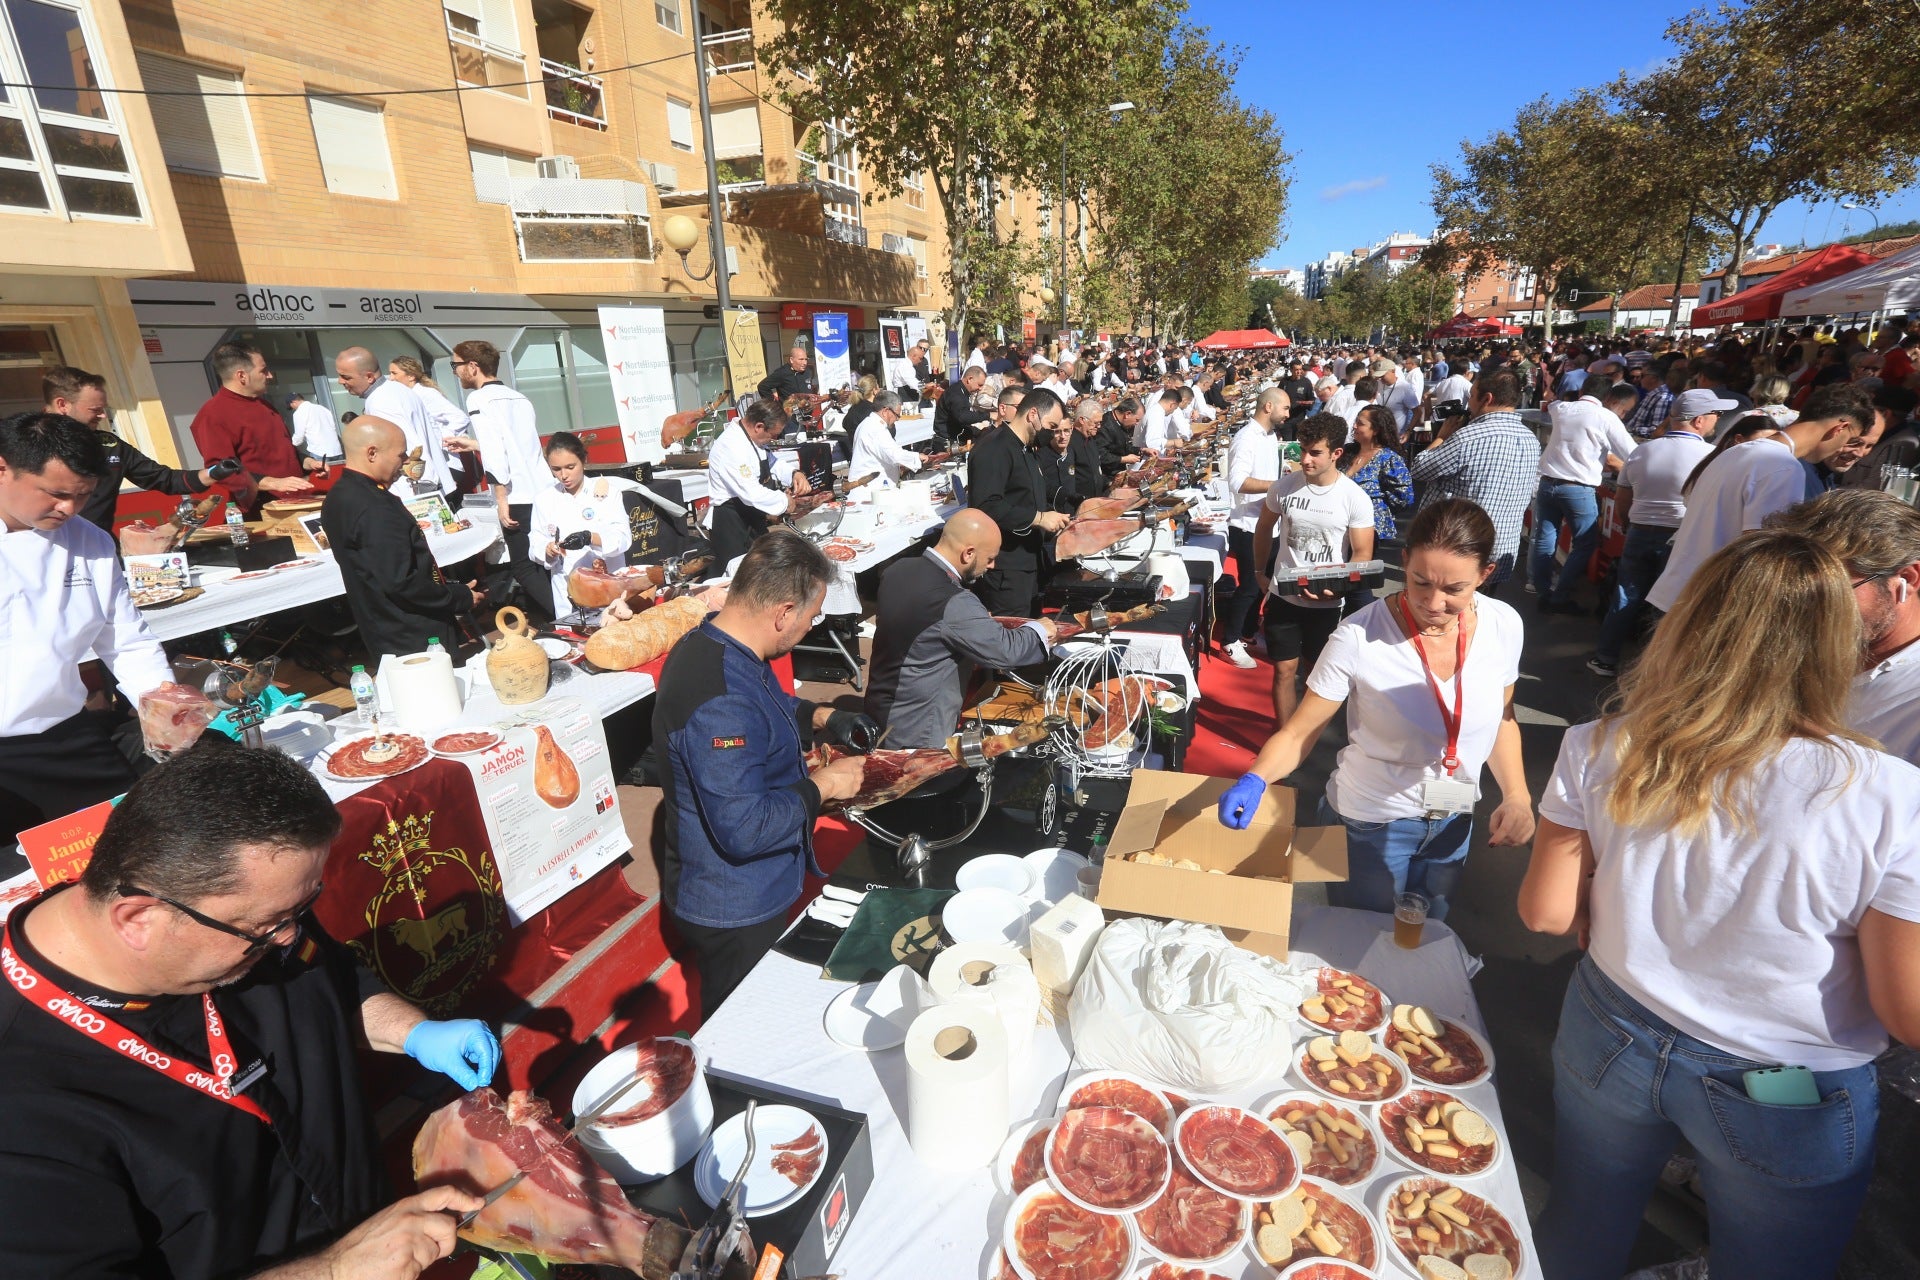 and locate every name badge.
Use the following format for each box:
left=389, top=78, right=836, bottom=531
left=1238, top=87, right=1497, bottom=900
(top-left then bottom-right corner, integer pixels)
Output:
left=1419, top=776, right=1477, bottom=817
left=228, top=1059, right=270, bottom=1095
